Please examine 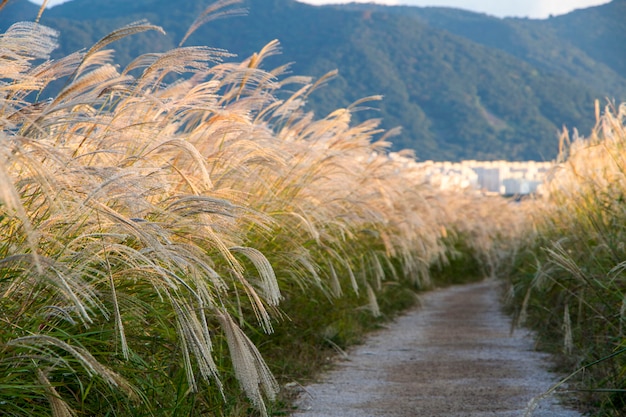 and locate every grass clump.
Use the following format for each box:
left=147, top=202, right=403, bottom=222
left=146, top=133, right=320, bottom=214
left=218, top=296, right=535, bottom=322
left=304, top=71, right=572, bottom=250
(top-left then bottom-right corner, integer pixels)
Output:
left=0, top=1, right=523, bottom=414
left=0, top=4, right=491, bottom=415
left=506, top=101, right=626, bottom=415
